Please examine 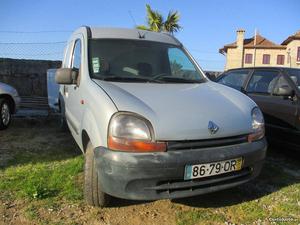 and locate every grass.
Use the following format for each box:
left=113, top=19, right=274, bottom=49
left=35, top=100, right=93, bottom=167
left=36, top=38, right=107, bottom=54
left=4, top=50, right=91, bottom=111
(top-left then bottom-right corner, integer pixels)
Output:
left=0, top=120, right=300, bottom=224
left=2, top=150, right=299, bottom=225
left=177, top=209, right=227, bottom=225
left=0, top=156, right=84, bottom=200
left=175, top=161, right=300, bottom=225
